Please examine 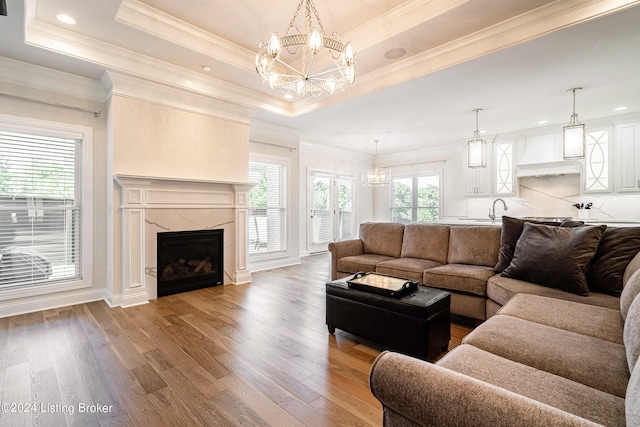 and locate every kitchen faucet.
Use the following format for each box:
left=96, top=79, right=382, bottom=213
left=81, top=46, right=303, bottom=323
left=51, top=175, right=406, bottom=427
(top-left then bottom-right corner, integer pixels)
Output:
left=489, top=198, right=509, bottom=222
